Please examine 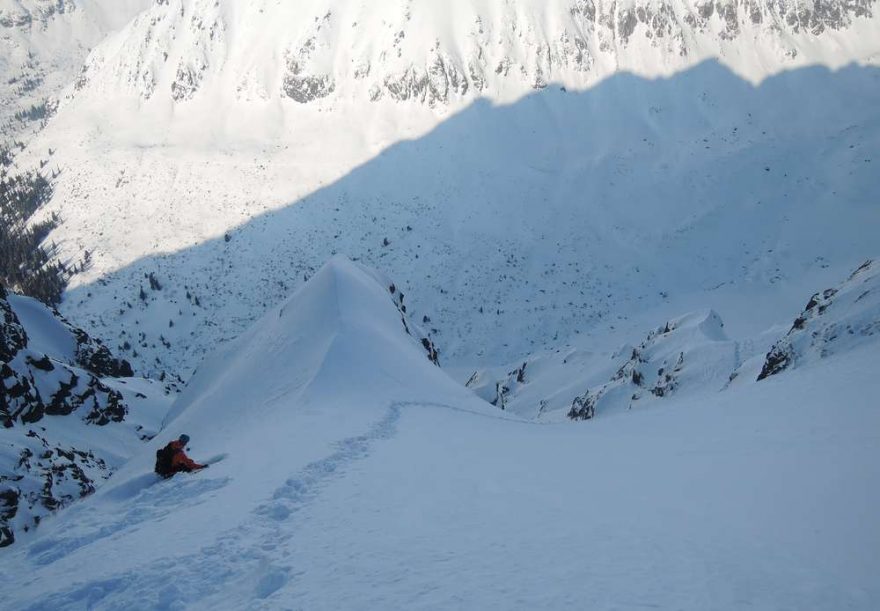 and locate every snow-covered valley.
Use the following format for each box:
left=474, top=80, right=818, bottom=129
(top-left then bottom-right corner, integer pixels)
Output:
left=1, top=0, right=879, bottom=608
